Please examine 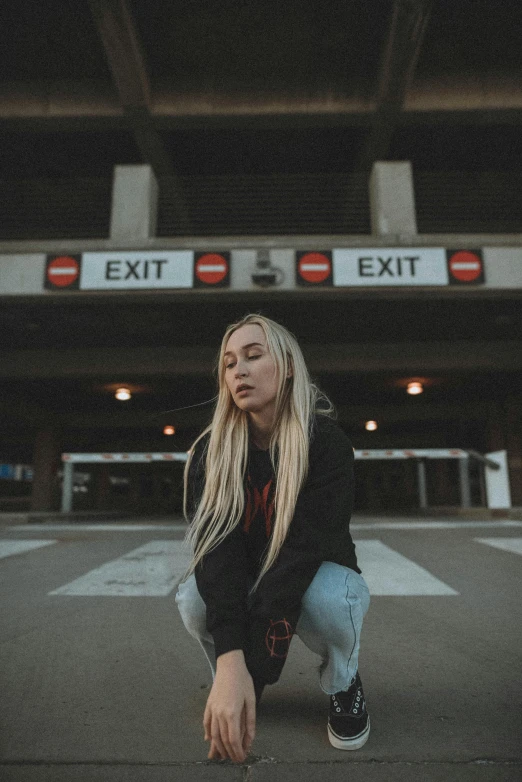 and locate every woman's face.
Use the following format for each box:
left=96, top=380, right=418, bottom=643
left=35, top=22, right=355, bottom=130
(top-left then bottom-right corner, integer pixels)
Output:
left=223, top=324, right=282, bottom=419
